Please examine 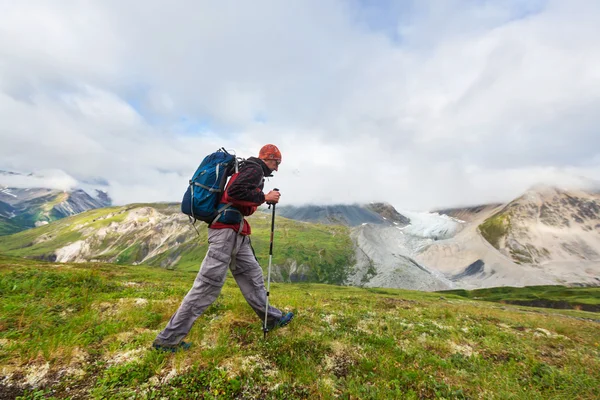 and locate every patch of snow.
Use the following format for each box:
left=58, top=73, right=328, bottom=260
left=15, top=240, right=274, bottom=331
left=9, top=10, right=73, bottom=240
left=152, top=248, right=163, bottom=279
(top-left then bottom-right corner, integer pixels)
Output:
left=0, top=188, right=17, bottom=198
left=400, top=211, right=464, bottom=240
